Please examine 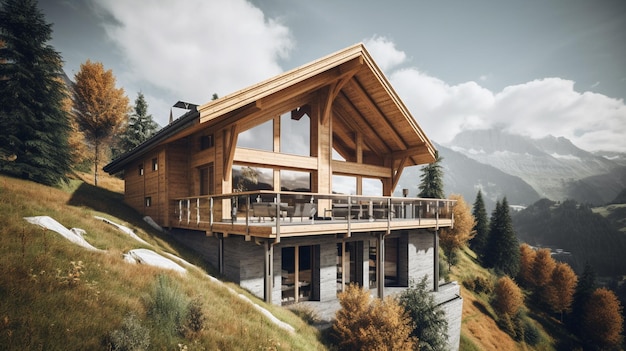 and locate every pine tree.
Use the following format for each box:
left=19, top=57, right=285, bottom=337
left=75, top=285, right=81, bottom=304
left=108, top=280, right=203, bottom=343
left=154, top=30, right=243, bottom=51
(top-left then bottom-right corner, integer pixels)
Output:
left=72, top=60, right=129, bottom=186
left=398, top=276, right=449, bottom=351
left=113, top=91, right=159, bottom=158
left=0, top=0, right=72, bottom=185
left=418, top=150, right=445, bottom=199
left=517, top=244, right=537, bottom=288
left=568, top=262, right=596, bottom=333
left=483, top=198, right=520, bottom=277
left=470, top=189, right=489, bottom=259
